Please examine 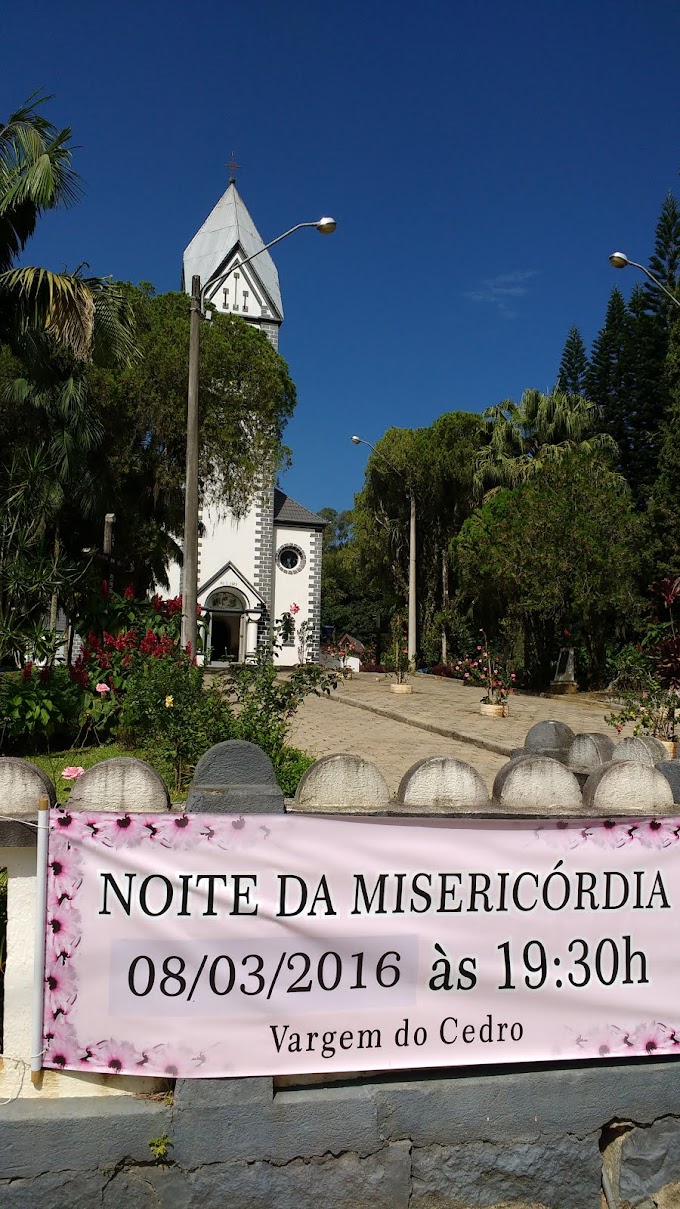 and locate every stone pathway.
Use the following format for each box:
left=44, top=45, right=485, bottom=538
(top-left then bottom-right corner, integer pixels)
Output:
left=288, top=673, right=627, bottom=796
